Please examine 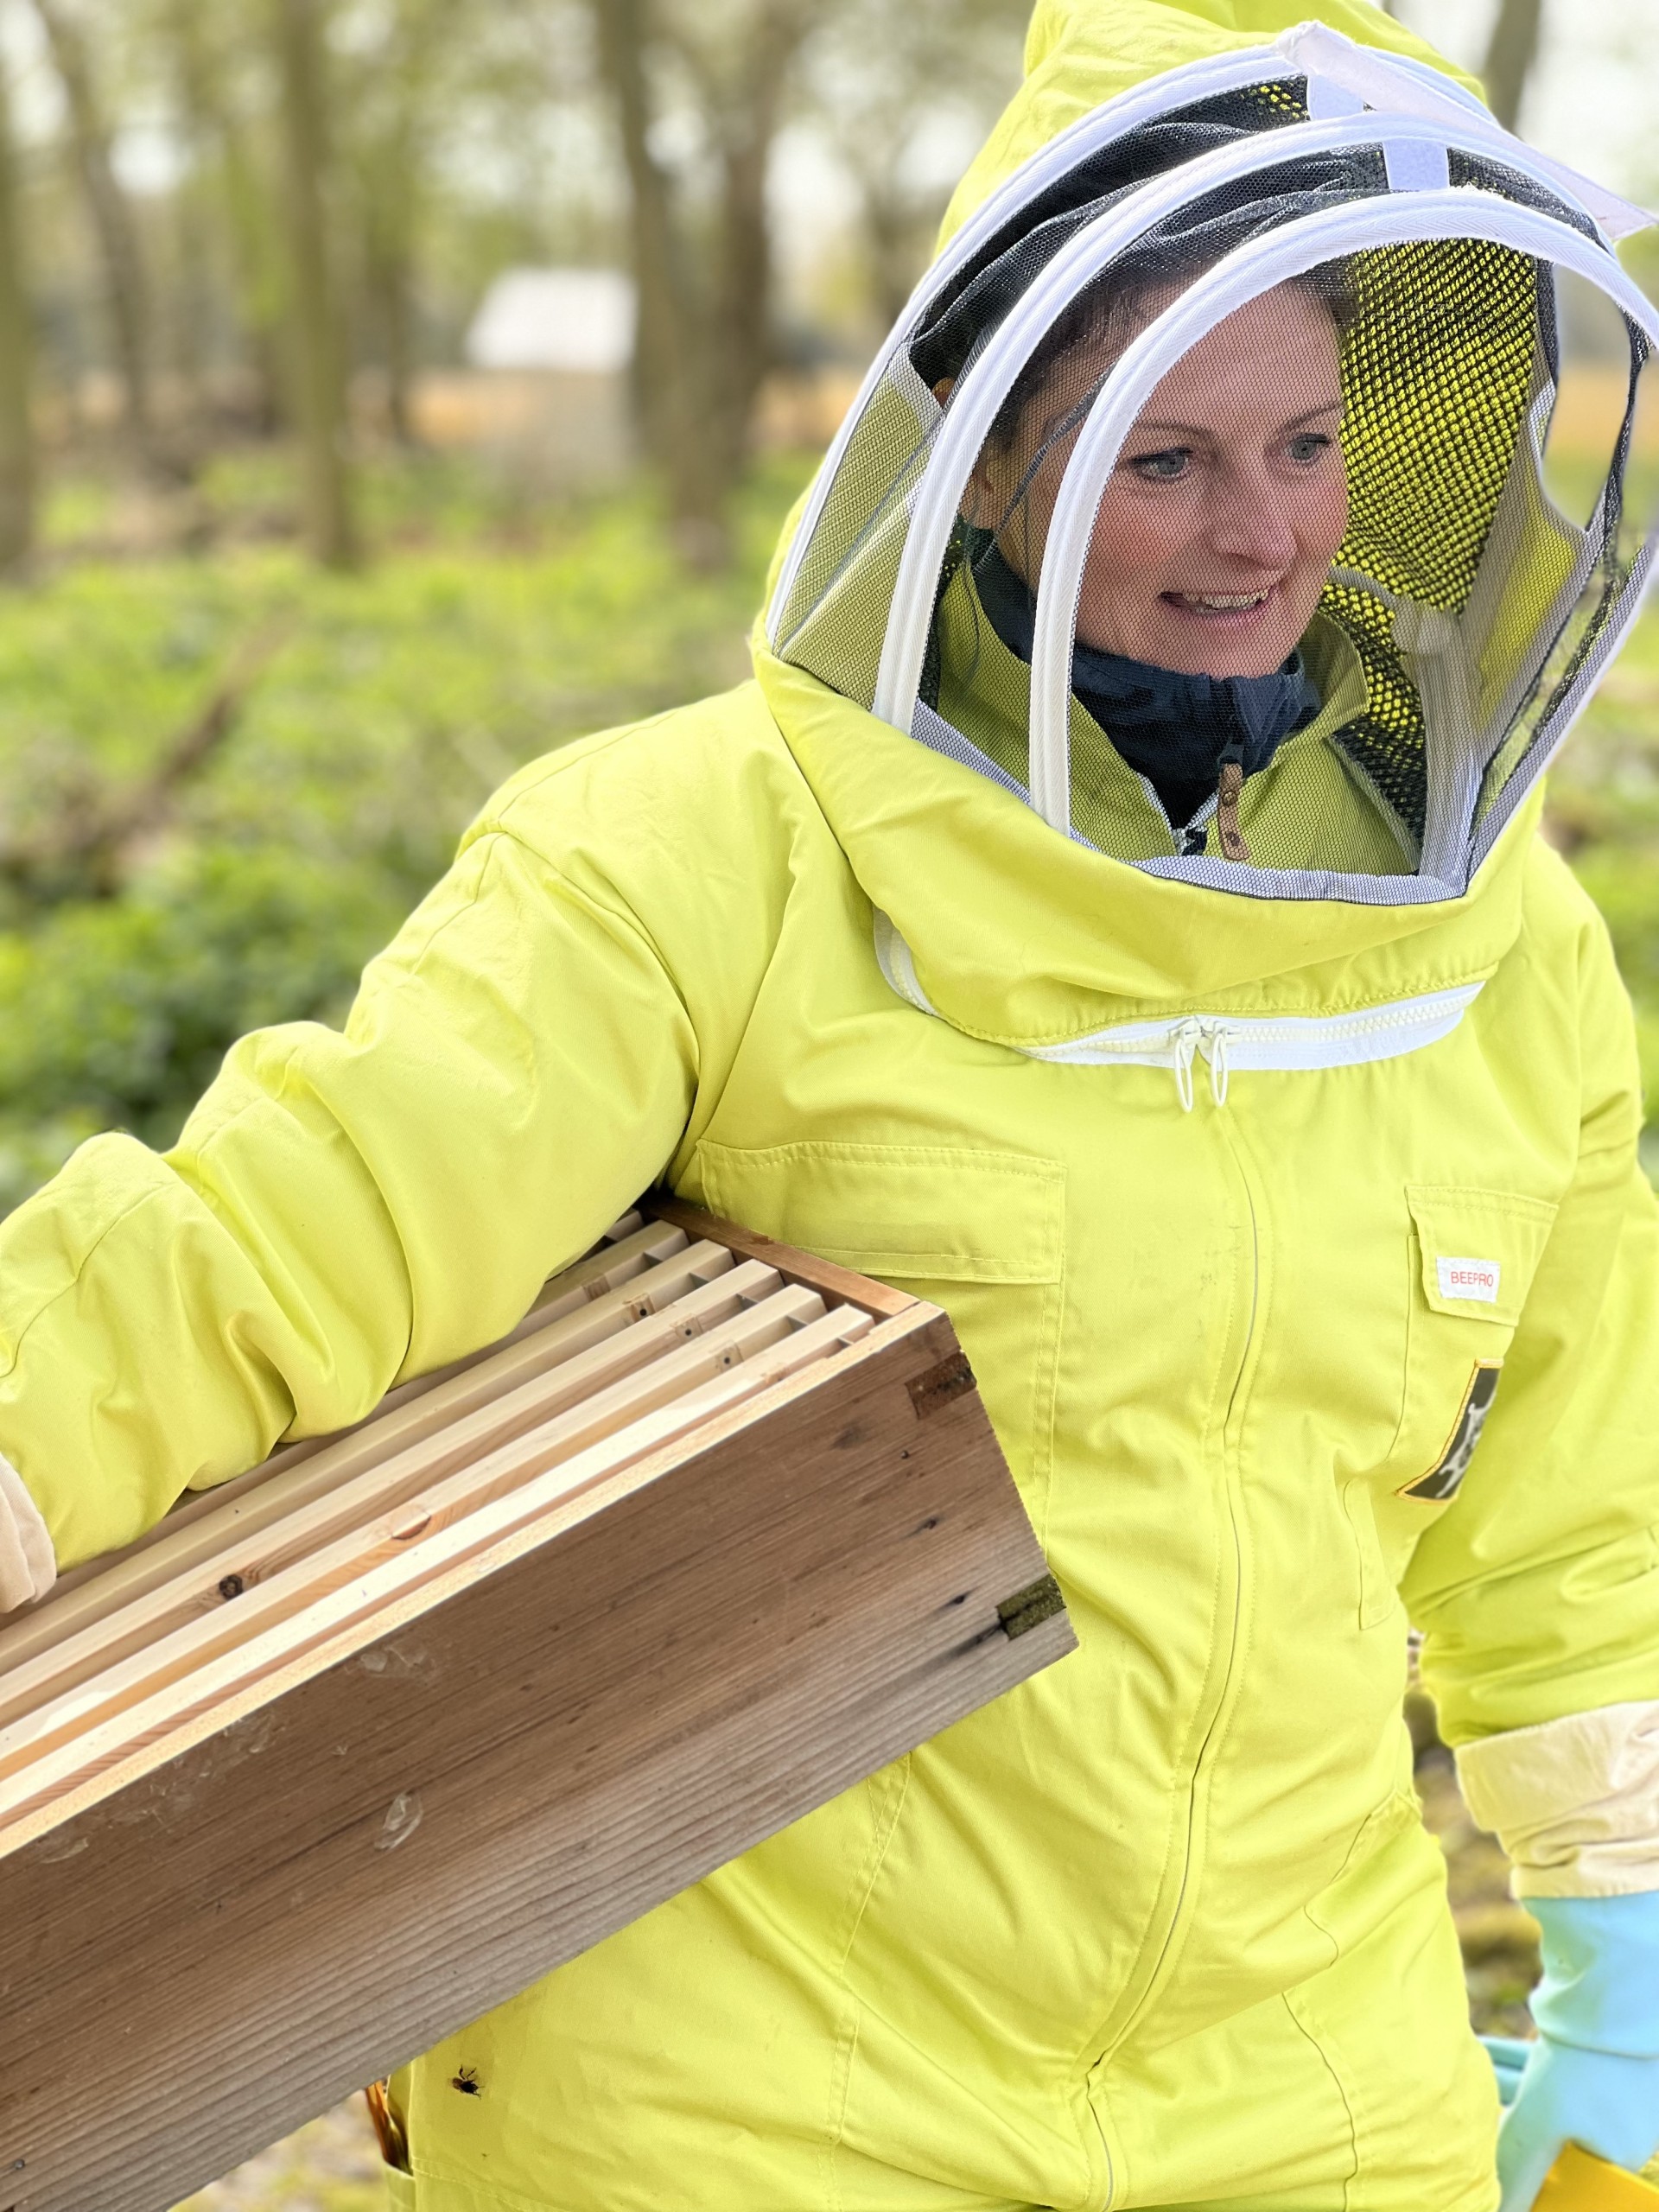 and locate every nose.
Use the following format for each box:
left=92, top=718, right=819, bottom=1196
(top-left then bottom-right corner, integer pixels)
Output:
left=1205, top=465, right=1300, bottom=569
